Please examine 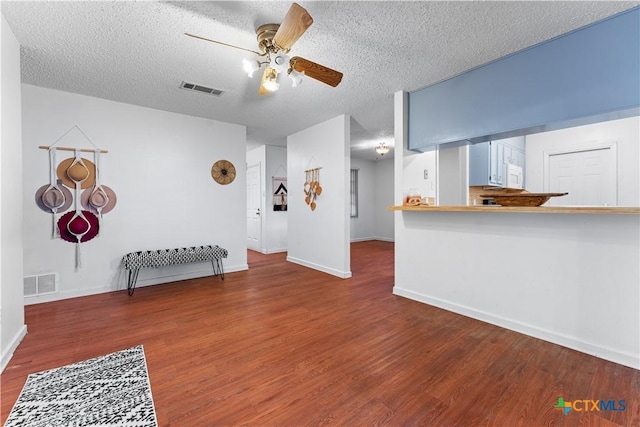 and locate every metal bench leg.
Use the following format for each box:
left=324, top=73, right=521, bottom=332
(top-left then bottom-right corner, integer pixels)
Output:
left=218, top=258, right=224, bottom=280
left=211, top=258, right=224, bottom=280
left=127, top=268, right=140, bottom=296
